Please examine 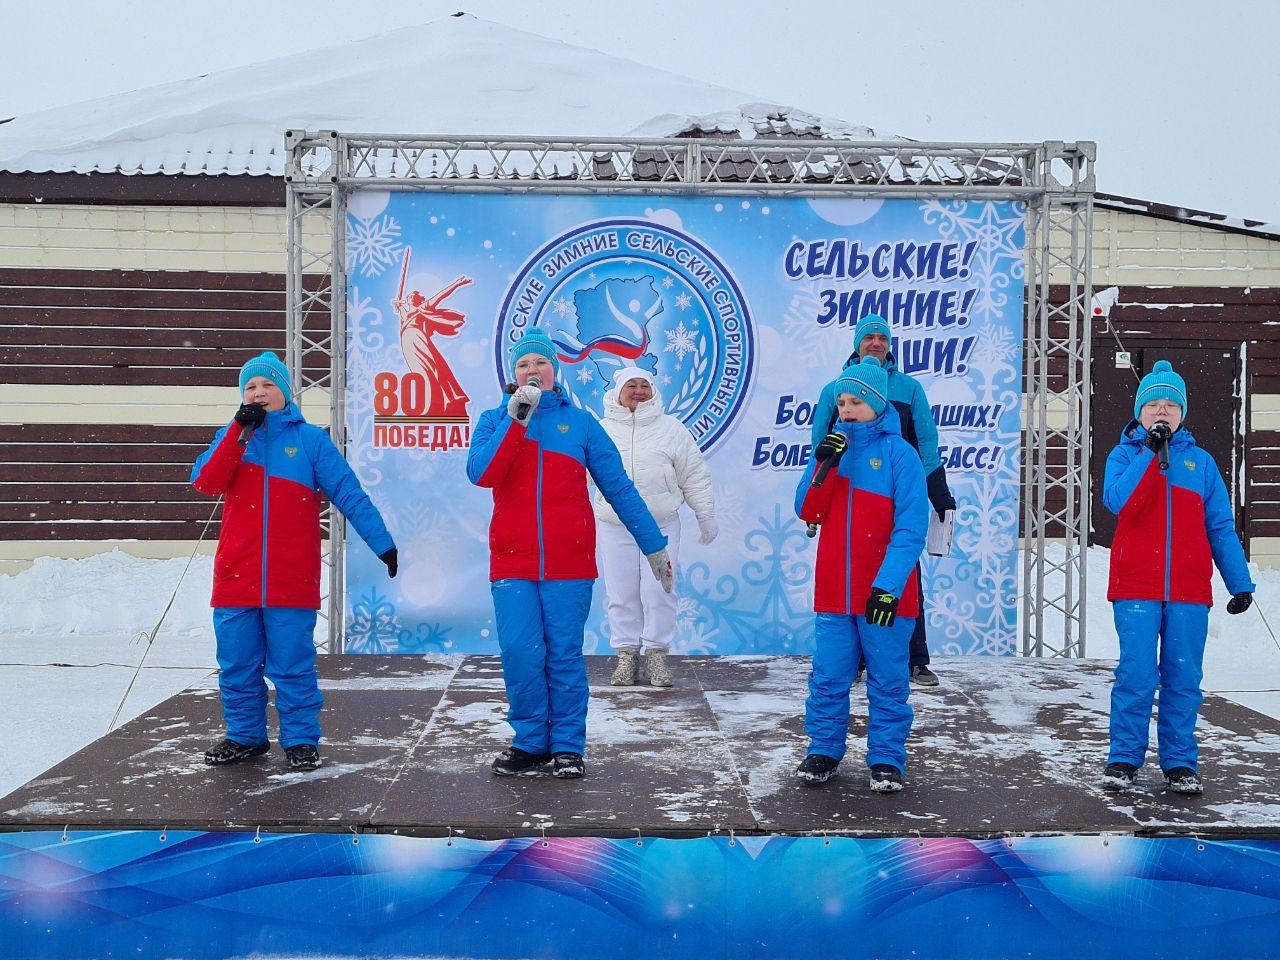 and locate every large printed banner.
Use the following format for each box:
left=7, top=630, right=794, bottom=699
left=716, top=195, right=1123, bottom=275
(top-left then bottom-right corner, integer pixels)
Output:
left=342, top=193, right=1025, bottom=655
left=5, top=830, right=1279, bottom=959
